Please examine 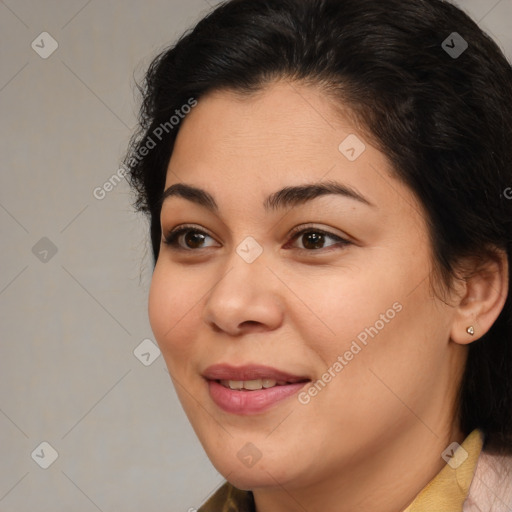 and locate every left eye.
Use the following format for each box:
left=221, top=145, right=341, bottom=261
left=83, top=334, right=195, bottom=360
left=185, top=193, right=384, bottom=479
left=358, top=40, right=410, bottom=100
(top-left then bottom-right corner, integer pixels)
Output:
left=287, top=228, right=349, bottom=252
left=162, top=225, right=349, bottom=252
